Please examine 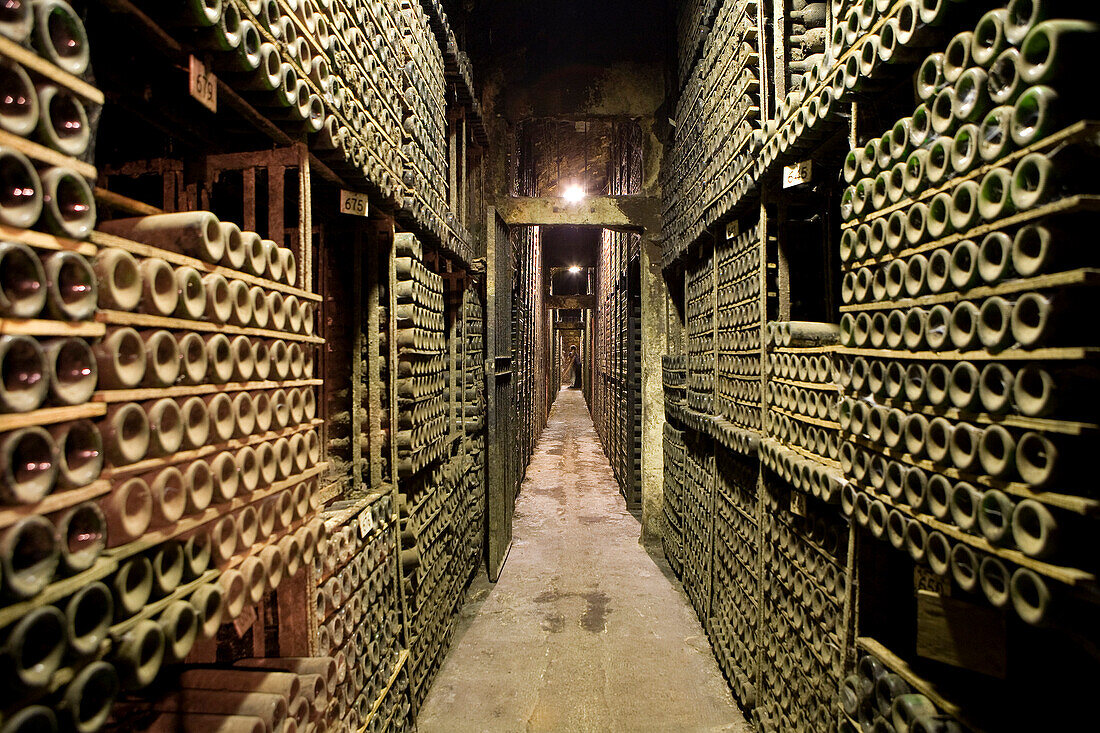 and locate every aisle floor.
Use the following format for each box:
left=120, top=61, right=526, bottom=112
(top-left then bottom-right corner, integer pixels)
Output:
left=417, top=388, right=749, bottom=732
